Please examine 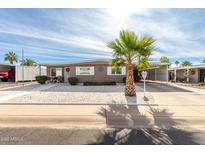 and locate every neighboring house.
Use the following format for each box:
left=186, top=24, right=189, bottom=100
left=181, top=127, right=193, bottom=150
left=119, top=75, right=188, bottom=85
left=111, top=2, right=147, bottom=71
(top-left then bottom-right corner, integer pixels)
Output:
left=43, top=60, right=170, bottom=83
left=168, top=64, right=205, bottom=83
